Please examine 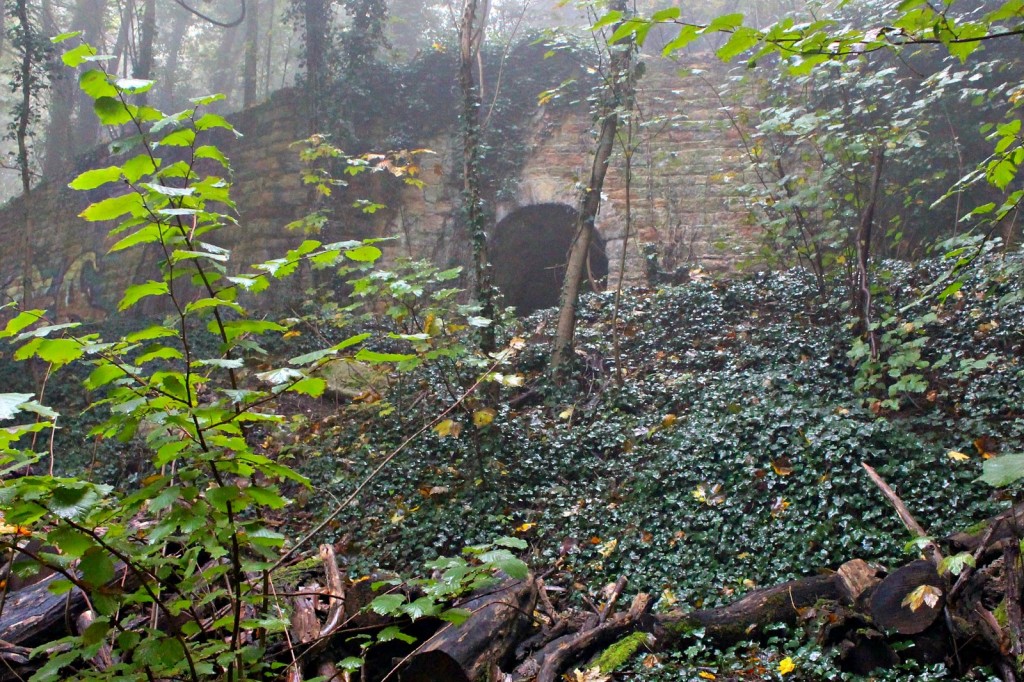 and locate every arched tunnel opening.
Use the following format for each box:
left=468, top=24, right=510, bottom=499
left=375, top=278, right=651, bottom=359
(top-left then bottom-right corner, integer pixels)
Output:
left=489, top=203, right=609, bottom=315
